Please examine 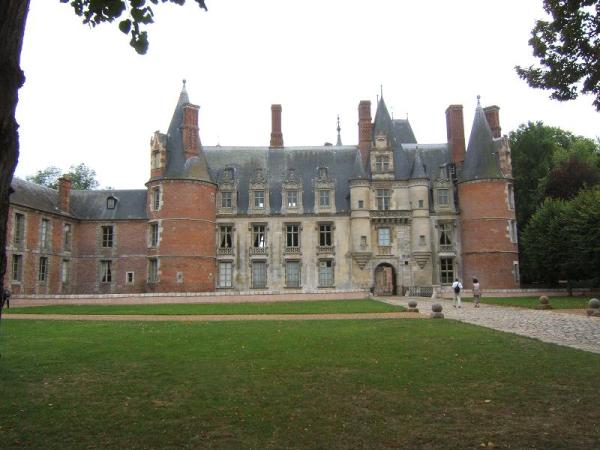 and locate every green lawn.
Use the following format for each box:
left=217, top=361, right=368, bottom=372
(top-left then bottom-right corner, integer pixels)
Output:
left=0, top=319, right=599, bottom=449
left=462, top=296, right=592, bottom=309
left=4, top=299, right=404, bottom=315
